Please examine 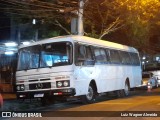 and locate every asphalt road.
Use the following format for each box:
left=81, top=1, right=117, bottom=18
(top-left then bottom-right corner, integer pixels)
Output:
left=1, top=87, right=160, bottom=120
